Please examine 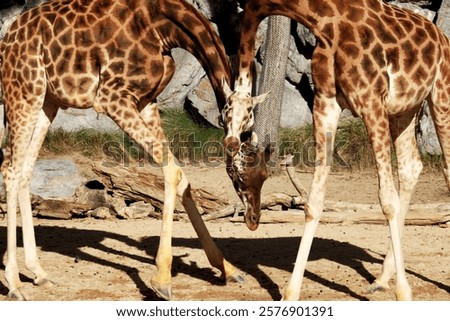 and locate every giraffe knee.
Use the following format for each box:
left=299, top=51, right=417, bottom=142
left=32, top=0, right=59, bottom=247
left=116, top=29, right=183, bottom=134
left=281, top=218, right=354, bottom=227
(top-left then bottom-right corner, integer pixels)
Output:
left=304, top=204, right=321, bottom=222
left=176, top=171, right=193, bottom=199
left=378, top=183, right=400, bottom=221
left=381, top=204, right=396, bottom=221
